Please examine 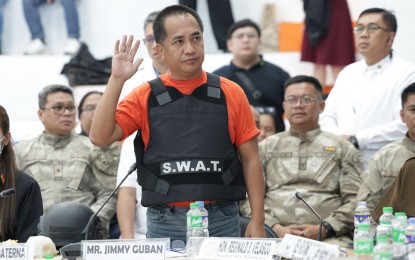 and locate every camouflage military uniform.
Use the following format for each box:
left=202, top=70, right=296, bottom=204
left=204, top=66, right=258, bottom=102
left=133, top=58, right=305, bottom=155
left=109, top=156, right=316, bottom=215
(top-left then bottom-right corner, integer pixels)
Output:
left=356, top=135, right=415, bottom=212
left=14, top=131, right=118, bottom=237
left=242, top=128, right=363, bottom=240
